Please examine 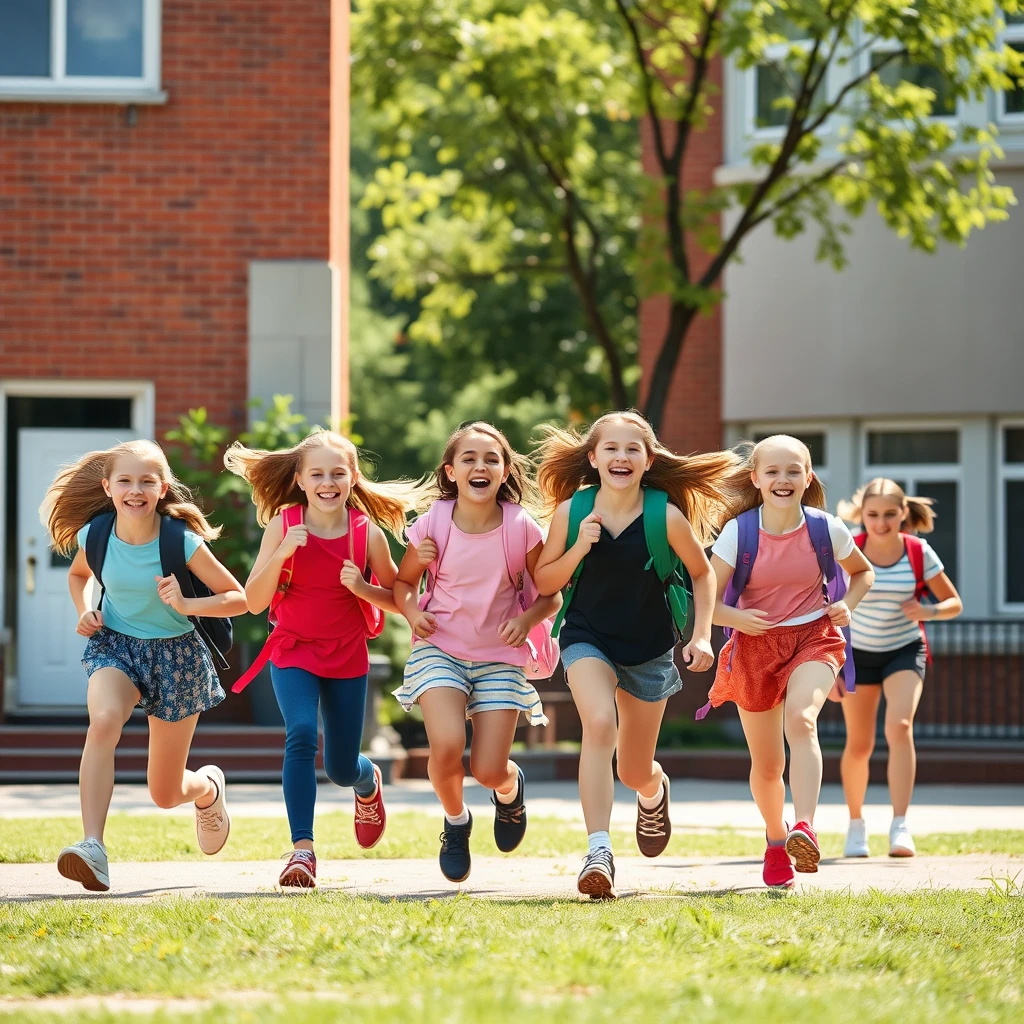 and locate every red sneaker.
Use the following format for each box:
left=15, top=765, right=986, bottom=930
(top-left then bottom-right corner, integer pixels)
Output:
left=763, top=844, right=795, bottom=888
left=279, top=849, right=317, bottom=888
left=786, top=820, right=820, bottom=873
left=353, top=764, right=386, bottom=850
